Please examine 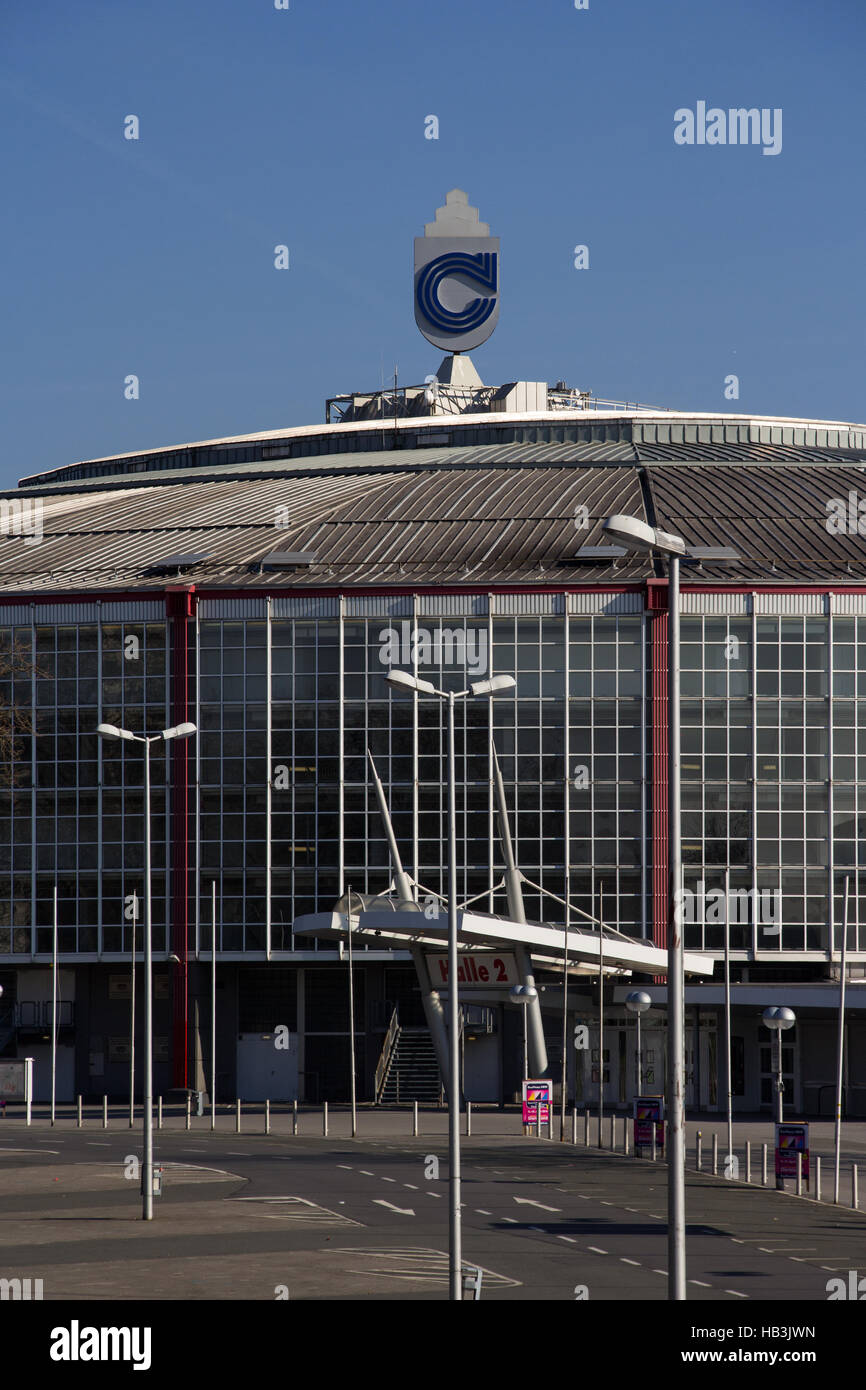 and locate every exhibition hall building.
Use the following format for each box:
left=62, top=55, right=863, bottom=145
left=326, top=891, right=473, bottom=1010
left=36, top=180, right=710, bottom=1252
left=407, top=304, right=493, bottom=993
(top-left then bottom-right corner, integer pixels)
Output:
left=1, top=192, right=864, bottom=1117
